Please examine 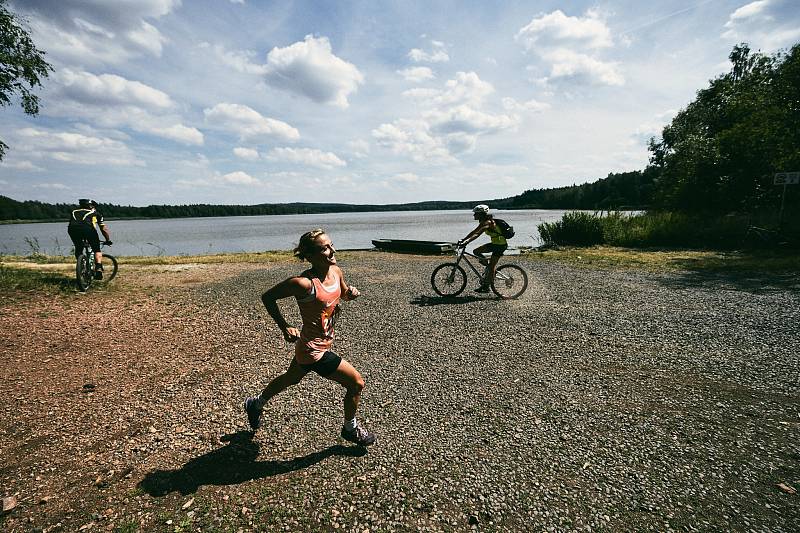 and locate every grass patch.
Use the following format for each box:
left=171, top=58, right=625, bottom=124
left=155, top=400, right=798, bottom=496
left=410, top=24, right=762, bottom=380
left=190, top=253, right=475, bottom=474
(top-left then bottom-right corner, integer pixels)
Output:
left=524, top=246, right=800, bottom=273
left=0, top=264, right=75, bottom=293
